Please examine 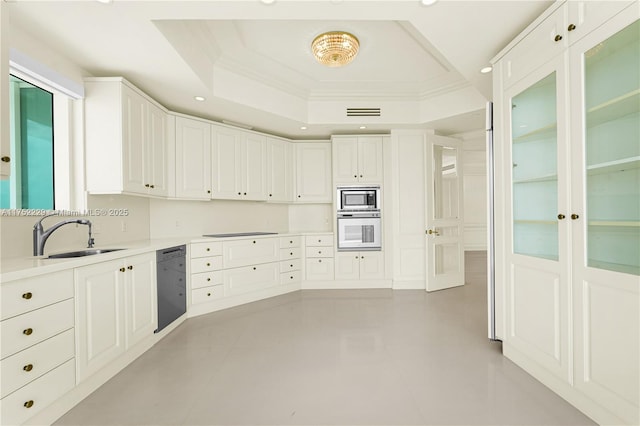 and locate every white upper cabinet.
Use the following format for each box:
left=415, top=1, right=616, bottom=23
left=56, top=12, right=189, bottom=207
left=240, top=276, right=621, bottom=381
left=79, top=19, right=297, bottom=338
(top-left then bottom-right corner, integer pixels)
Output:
left=174, top=115, right=211, bottom=200
left=0, top=4, right=10, bottom=178
left=332, top=135, right=383, bottom=184
left=85, top=78, right=169, bottom=197
left=211, top=124, right=266, bottom=201
left=266, top=137, right=293, bottom=203
left=294, top=142, right=332, bottom=203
